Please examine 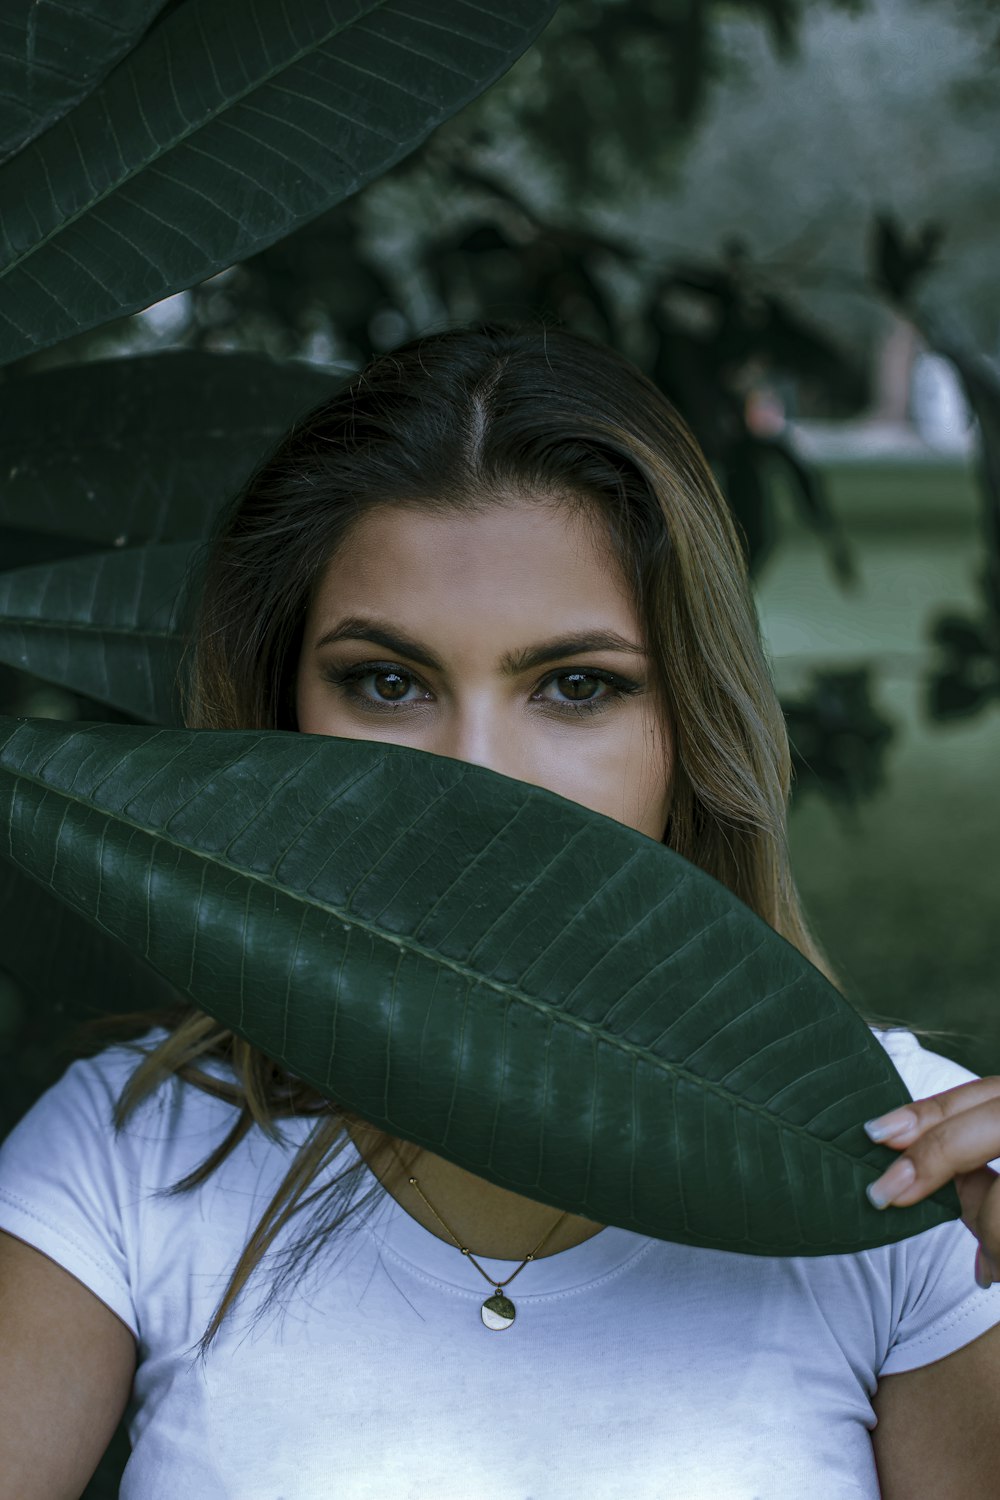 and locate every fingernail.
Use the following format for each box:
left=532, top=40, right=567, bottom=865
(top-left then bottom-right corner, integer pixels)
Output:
left=864, top=1109, right=917, bottom=1143
left=866, top=1157, right=915, bottom=1209
left=975, top=1248, right=997, bottom=1290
